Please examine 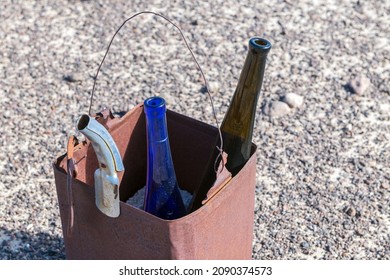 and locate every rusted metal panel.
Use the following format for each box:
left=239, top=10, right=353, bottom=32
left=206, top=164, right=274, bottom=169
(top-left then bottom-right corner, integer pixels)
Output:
left=53, top=105, right=256, bottom=259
